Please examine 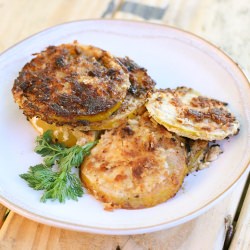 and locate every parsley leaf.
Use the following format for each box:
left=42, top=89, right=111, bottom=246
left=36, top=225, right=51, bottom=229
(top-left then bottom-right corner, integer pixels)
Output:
left=20, top=130, right=97, bottom=203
